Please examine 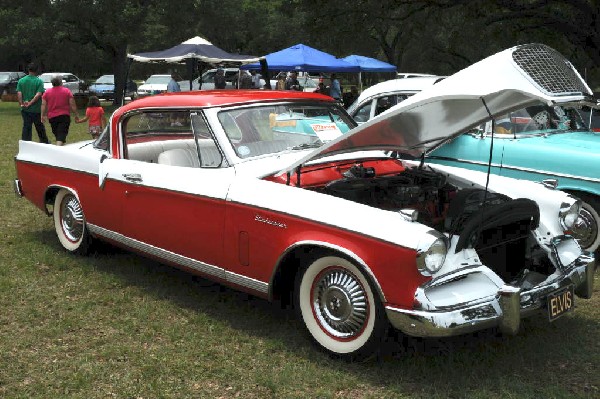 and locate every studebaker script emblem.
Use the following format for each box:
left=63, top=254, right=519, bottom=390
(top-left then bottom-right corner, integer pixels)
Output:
left=255, top=214, right=287, bottom=229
